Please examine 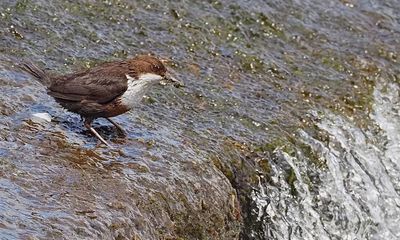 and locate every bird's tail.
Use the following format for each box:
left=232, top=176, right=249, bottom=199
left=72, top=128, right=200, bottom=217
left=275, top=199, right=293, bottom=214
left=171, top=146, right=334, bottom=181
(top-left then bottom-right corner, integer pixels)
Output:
left=19, top=61, right=50, bottom=86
